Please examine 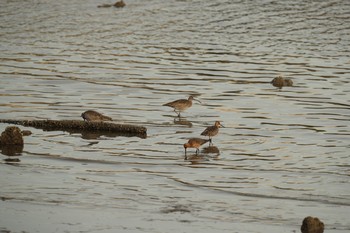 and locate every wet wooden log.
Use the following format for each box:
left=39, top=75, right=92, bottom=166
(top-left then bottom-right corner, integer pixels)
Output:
left=0, top=119, right=147, bottom=139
